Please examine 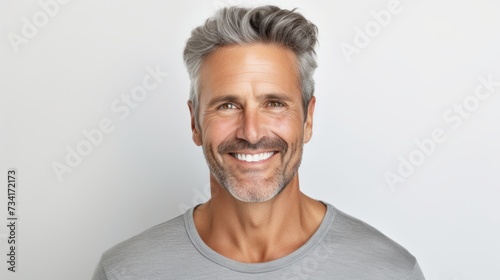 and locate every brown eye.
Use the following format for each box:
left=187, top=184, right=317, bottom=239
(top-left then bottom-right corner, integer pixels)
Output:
left=267, top=101, right=285, bottom=107
left=218, top=103, right=237, bottom=110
